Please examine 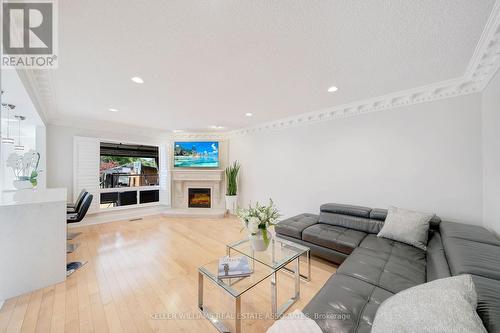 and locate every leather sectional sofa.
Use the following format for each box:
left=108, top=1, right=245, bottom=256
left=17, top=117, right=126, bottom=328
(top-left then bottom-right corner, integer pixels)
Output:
left=275, top=203, right=500, bottom=332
